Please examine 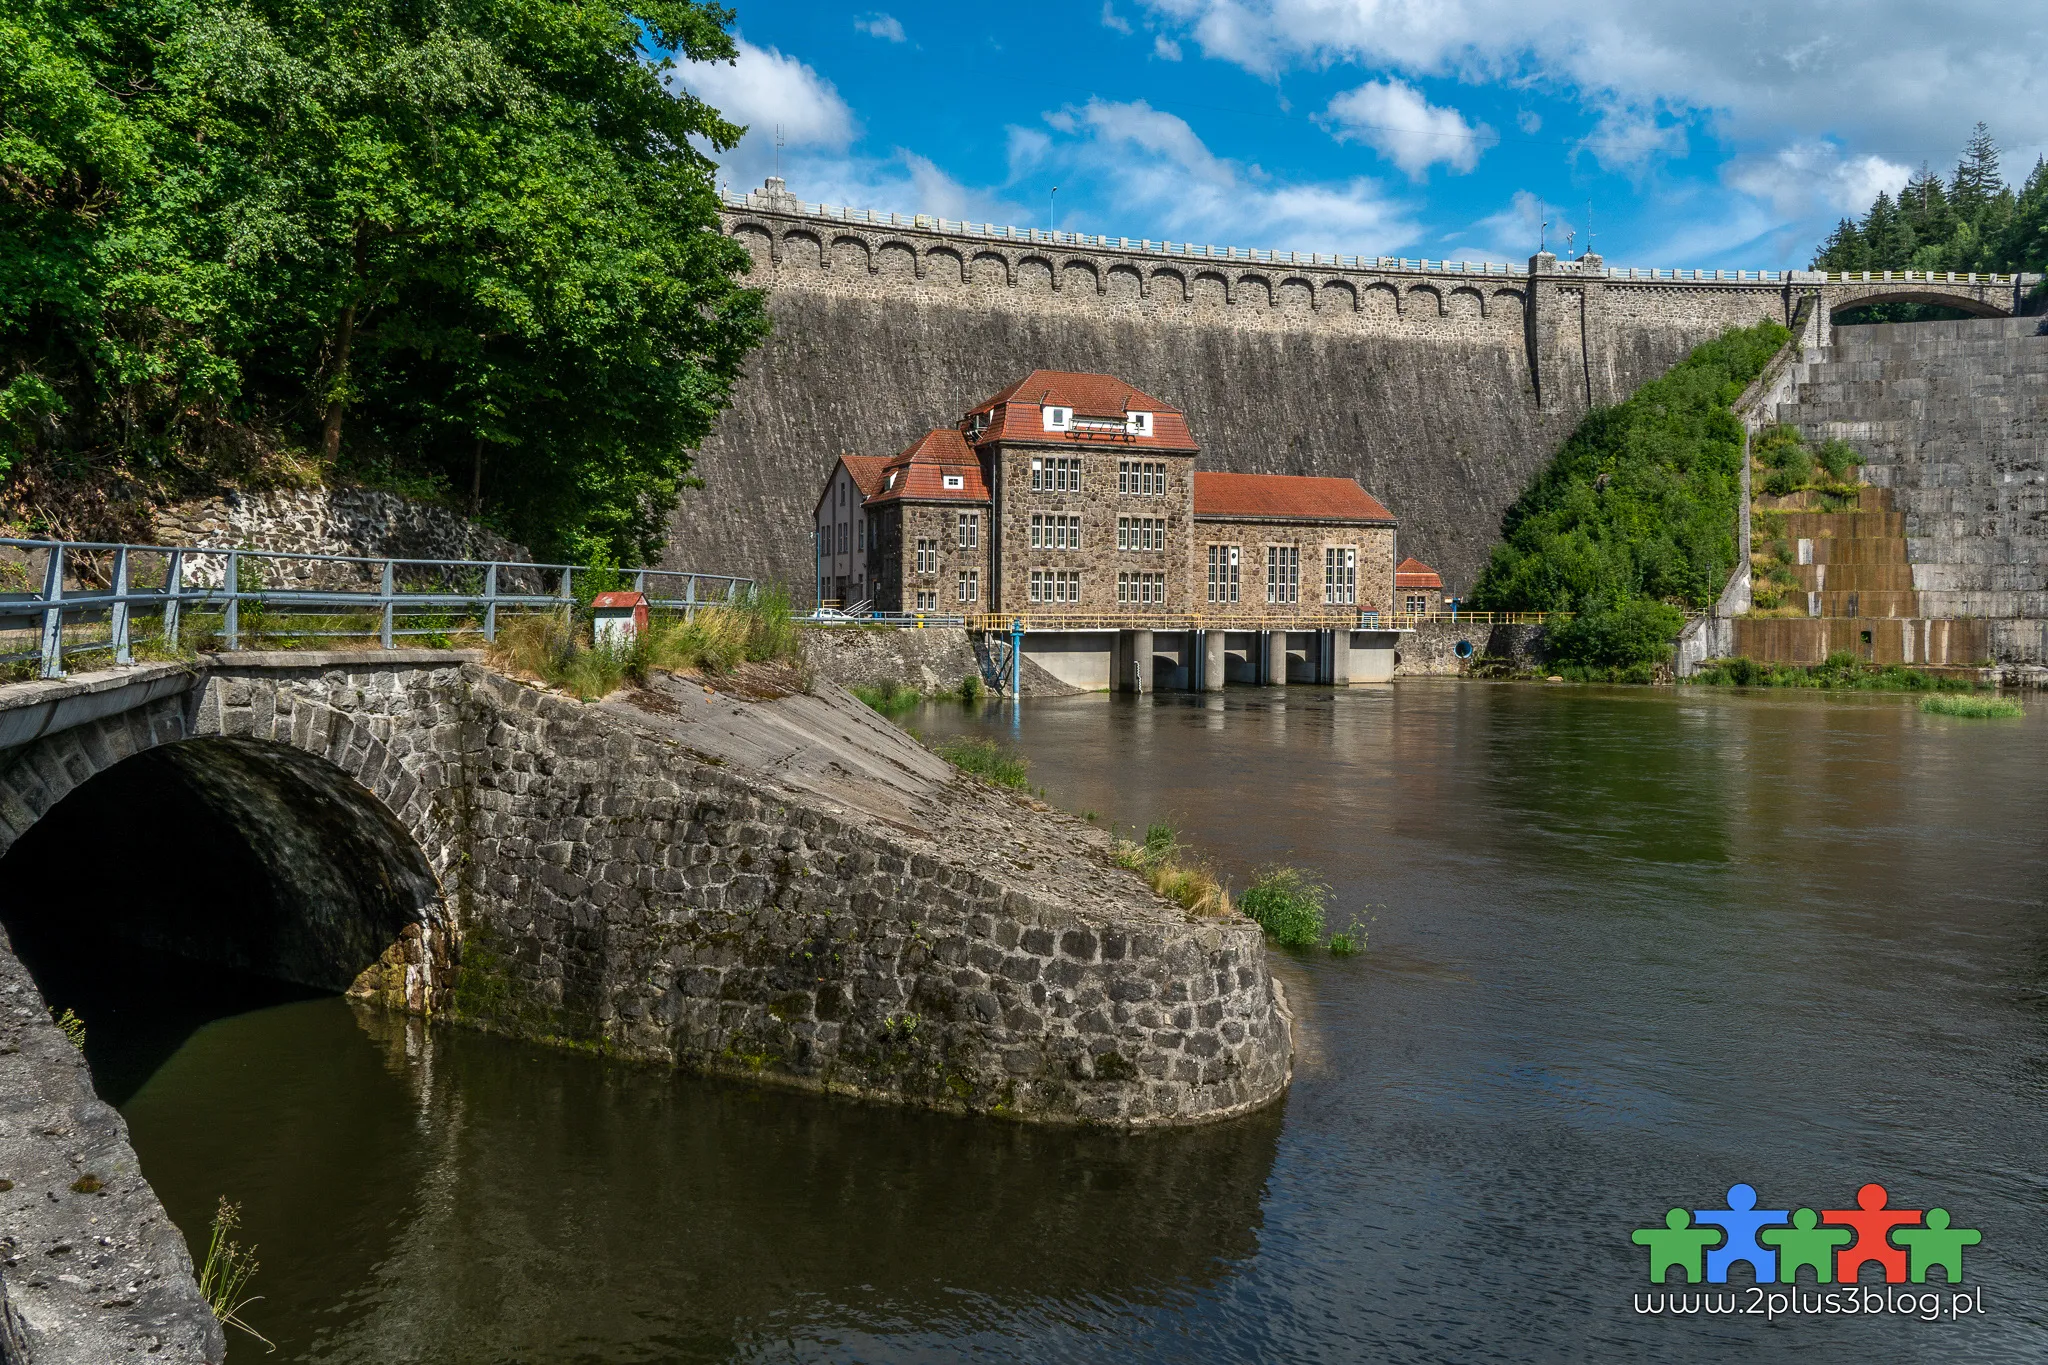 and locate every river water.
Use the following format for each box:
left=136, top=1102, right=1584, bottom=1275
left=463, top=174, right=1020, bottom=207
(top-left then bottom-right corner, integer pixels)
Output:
left=75, top=683, right=2048, bottom=1360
